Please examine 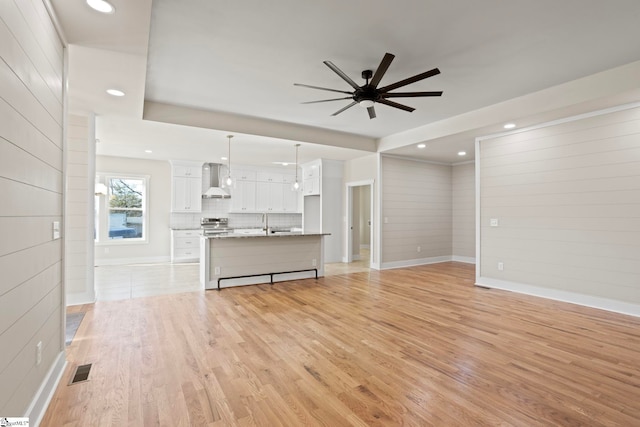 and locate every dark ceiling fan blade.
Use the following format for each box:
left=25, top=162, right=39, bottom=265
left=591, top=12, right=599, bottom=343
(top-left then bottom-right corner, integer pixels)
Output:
left=377, top=98, right=415, bottom=112
left=367, top=106, right=376, bottom=119
left=294, top=83, right=353, bottom=95
left=331, top=101, right=358, bottom=116
left=378, top=68, right=441, bottom=93
left=369, top=53, right=395, bottom=88
left=381, top=91, right=443, bottom=98
left=323, top=61, right=361, bottom=90
left=302, top=97, right=353, bottom=104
